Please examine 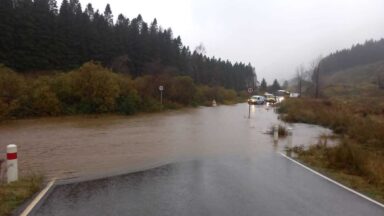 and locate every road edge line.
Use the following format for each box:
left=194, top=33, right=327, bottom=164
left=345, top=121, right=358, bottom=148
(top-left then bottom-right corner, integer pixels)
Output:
left=279, top=152, right=384, bottom=208
left=20, top=178, right=56, bottom=216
